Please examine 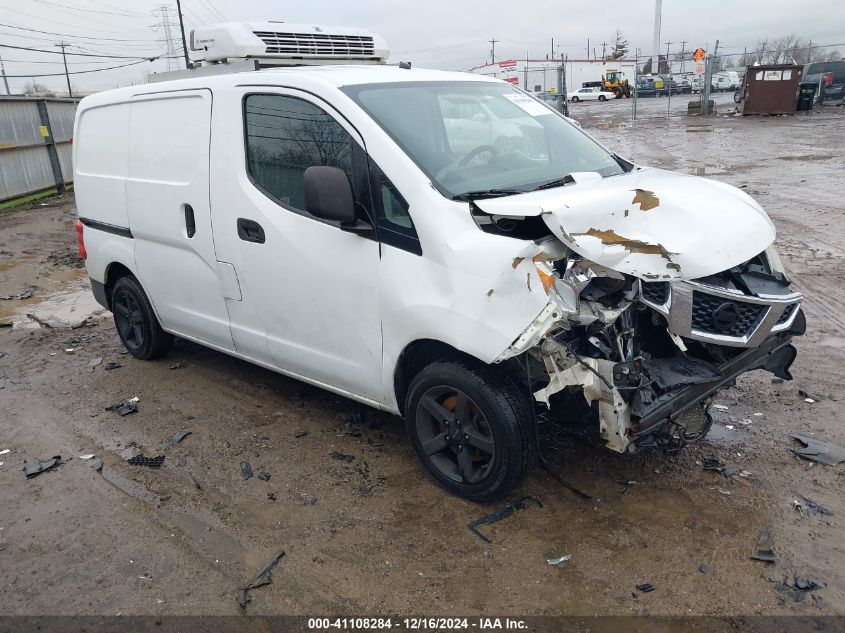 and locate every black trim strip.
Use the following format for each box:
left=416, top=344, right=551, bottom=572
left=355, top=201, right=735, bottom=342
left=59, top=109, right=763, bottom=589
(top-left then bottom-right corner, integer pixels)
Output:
left=79, top=217, right=133, bottom=239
